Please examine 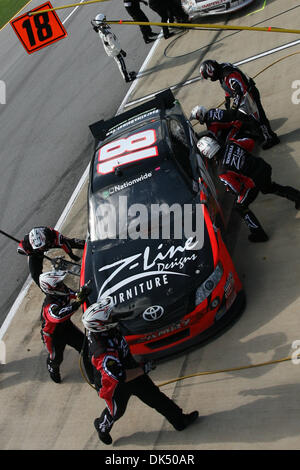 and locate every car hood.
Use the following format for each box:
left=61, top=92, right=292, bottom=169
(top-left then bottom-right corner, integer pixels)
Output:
left=84, top=220, right=218, bottom=321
